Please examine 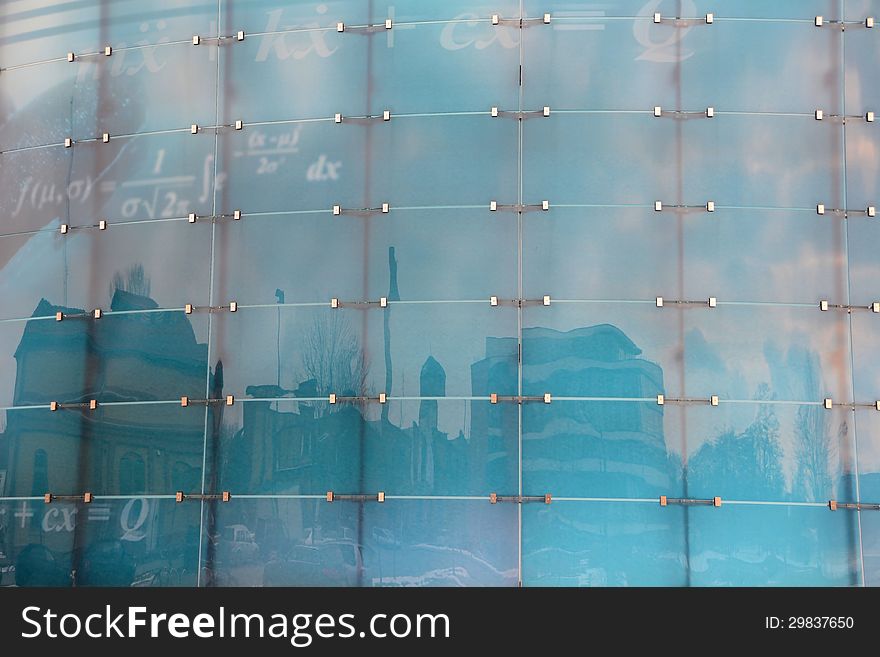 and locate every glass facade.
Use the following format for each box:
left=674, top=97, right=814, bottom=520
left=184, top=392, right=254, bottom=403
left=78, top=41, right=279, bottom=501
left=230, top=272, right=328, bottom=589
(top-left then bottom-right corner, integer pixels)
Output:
left=0, top=0, right=877, bottom=587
